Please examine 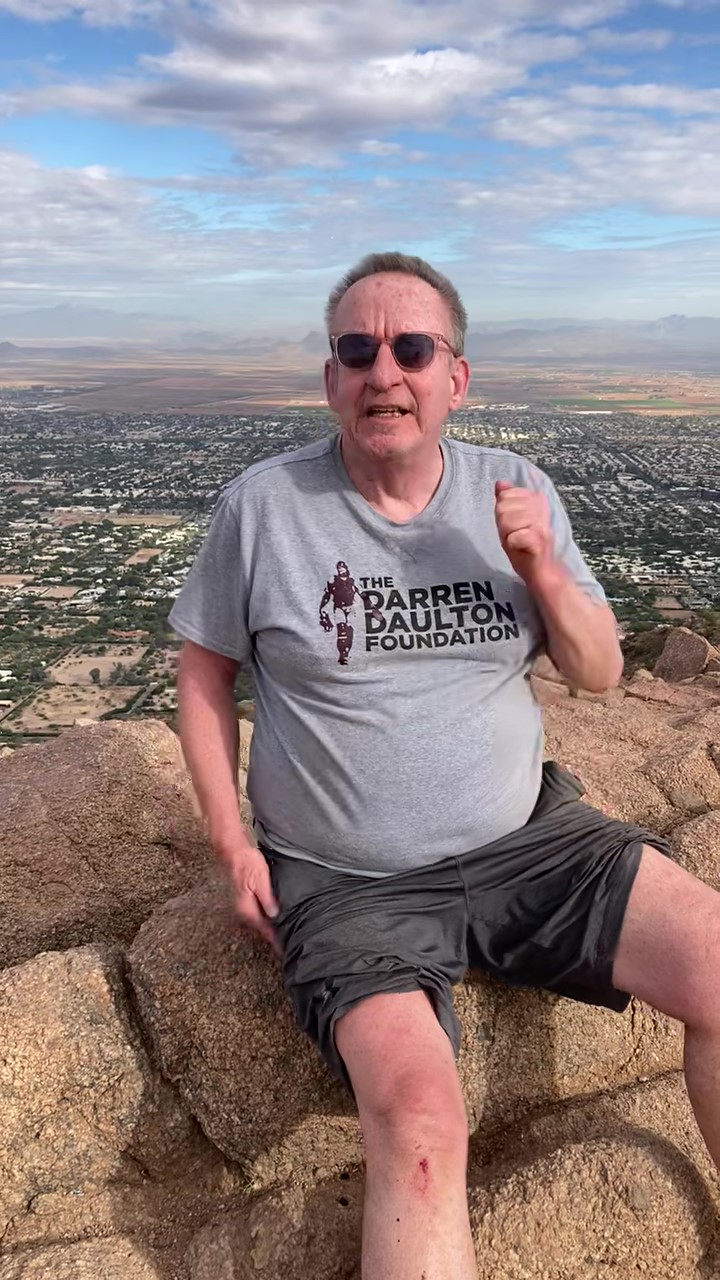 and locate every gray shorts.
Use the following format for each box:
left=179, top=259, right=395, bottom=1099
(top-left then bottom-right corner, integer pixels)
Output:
left=259, top=762, right=672, bottom=1087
